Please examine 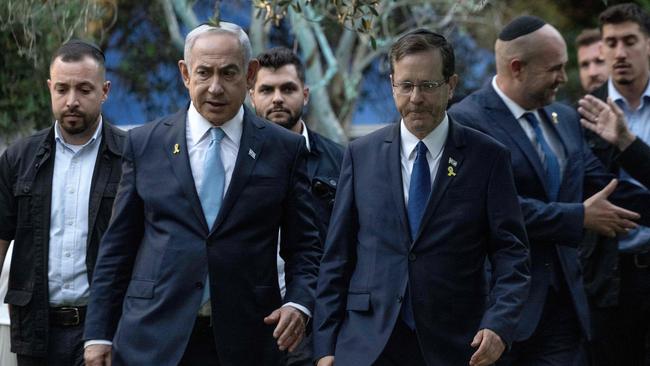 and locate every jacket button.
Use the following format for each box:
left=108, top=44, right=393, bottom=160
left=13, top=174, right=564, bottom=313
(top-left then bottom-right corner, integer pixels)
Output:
left=23, top=186, right=30, bottom=193
left=408, top=253, right=416, bottom=261
left=195, top=282, right=204, bottom=289
left=544, top=262, right=550, bottom=268
left=397, top=295, right=404, bottom=303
